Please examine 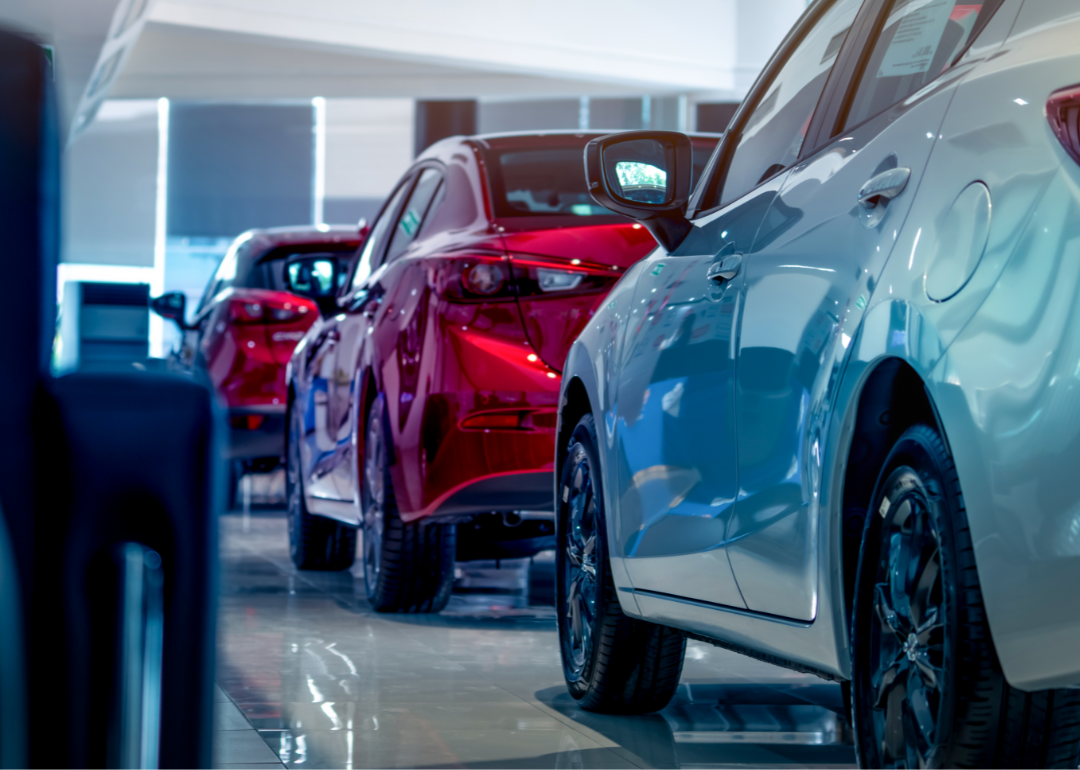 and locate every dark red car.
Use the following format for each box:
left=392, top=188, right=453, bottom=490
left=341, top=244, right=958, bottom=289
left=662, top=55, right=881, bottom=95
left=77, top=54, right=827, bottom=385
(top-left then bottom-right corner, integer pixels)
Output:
left=286, top=131, right=719, bottom=612
left=152, top=226, right=364, bottom=483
